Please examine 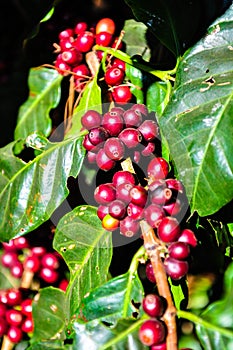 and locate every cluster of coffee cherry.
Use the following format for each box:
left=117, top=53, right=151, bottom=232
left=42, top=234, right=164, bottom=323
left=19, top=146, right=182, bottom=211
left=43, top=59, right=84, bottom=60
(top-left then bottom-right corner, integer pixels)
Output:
left=80, top=102, right=198, bottom=282
left=0, top=287, right=34, bottom=344
left=53, top=17, right=133, bottom=103
left=94, top=159, right=197, bottom=280
left=139, top=293, right=167, bottom=349
left=0, top=234, right=69, bottom=346
left=1, top=235, right=69, bottom=289
left=82, top=104, right=159, bottom=168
